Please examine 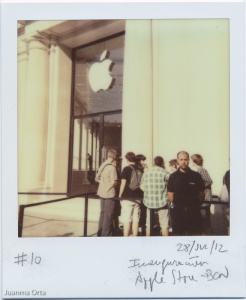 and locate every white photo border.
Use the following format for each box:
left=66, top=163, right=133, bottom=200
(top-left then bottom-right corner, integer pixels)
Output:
left=1, top=1, right=245, bottom=299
